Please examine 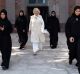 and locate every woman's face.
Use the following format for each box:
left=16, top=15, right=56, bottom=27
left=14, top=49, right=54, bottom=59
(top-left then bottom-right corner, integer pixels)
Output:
left=34, top=11, right=39, bottom=16
left=75, top=9, right=80, bottom=16
left=51, top=12, right=55, bottom=16
left=0, top=13, right=6, bottom=19
left=20, top=12, right=24, bottom=16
